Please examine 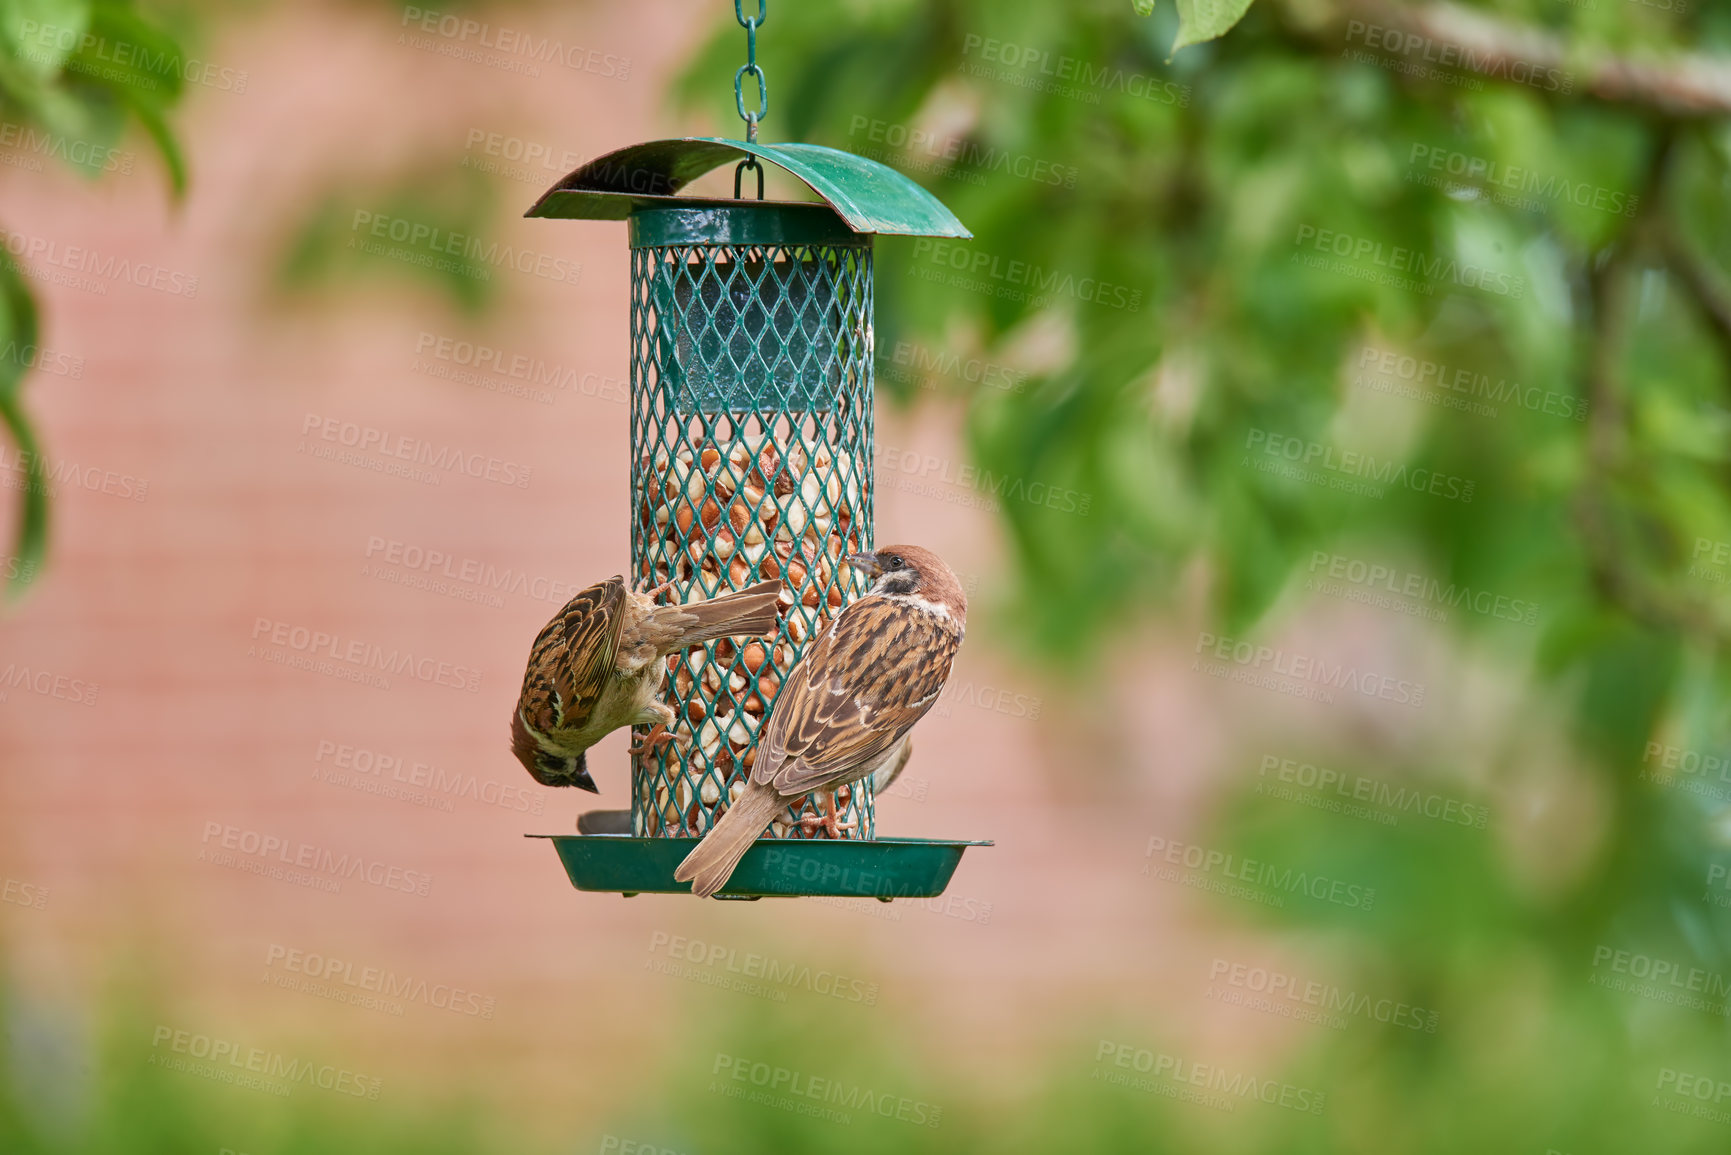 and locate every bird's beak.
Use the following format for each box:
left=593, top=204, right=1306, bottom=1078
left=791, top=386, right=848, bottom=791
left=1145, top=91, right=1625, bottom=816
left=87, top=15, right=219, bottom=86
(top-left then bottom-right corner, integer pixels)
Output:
left=846, top=552, right=882, bottom=579
left=571, top=753, right=599, bottom=794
